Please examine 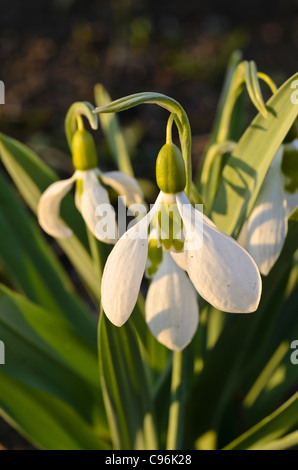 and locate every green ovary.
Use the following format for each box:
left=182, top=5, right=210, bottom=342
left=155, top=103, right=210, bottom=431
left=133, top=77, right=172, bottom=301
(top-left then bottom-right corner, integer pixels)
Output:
left=157, top=203, right=184, bottom=252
